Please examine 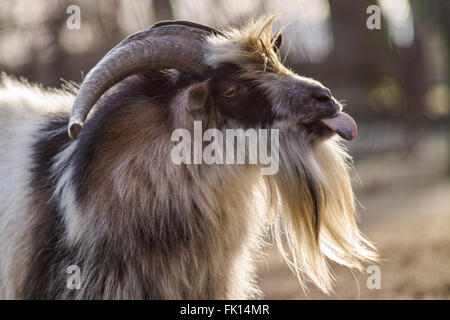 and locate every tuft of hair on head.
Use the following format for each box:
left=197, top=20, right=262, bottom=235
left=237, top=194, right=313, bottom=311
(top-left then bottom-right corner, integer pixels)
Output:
left=205, top=14, right=293, bottom=79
